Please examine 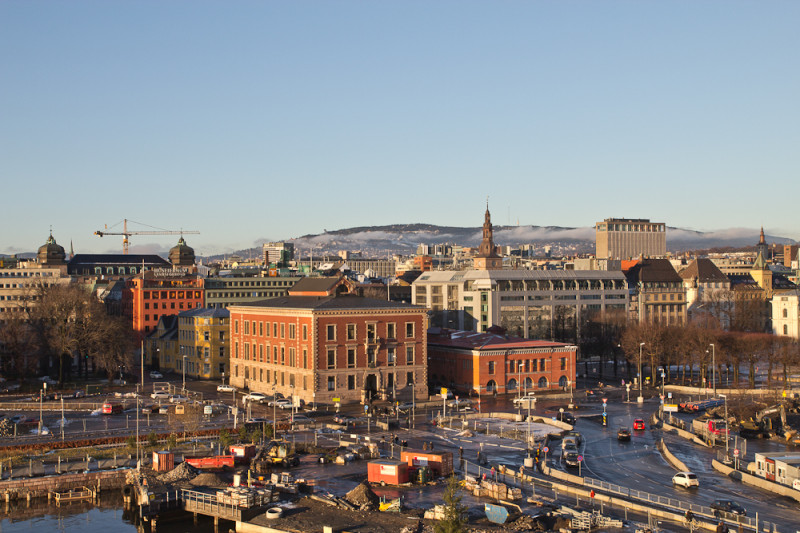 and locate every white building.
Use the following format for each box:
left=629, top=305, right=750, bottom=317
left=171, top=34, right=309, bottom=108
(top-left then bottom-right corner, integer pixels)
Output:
left=772, top=290, right=800, bottom=339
